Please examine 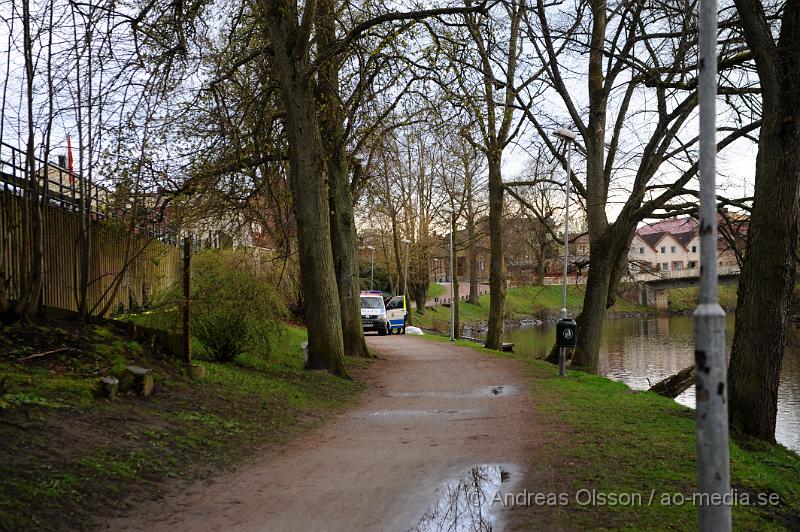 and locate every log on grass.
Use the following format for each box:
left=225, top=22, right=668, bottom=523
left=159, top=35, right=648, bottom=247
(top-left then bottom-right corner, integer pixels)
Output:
left=649, top=365, right=696, bottom=398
